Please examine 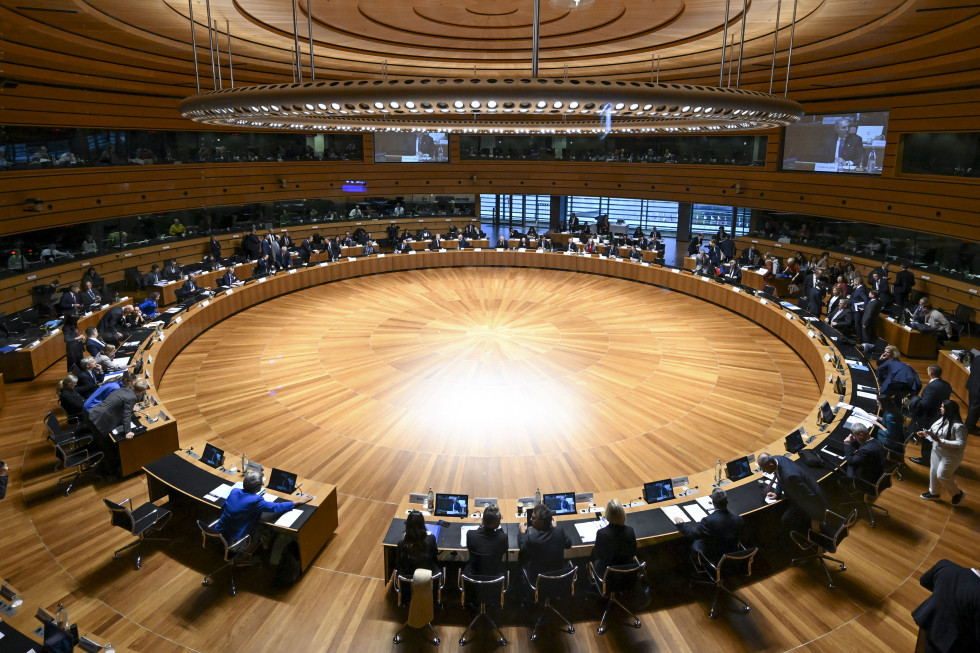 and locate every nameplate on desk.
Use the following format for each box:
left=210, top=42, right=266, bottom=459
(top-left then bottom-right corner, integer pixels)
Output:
left=902, top=325, right=913, bottom=331
left=439, top=249, right=447, bottom=253
left=563, top=250, right=574, bottom=255
left=408, top=250, right=417, bottom=255
left=319, top=261, right=329, bottom=267
left=378, top=253, right=386, bottom=257
left=162, top=245, right=170, bottom=250
left=174, top=316, right=181, bottom=324
left=774, top=243, right=782, bottom=248
left=83, top=311, right=92, bottom=317
left=536, top=248, right=544, bottom=253
left=844, top=256, right=851, bottom=261
left=257, top=277, right=267, bottom=283
left=760, top=299, right=769, bottom=305
left=496, top=248, right=505, bottom=252
left=671, top=268, right=680, bottom=274
left=348, top=257, right=357, bottom=262
left=808, top=330, right=816, bottom=338
left=731, top=286, right=741, bottom=293
left=200, top=300, right=209, bottom=307
left=28, top=340, right=41, bottom=348
left=785, top=311, right=796, bottom=320
left=225, top=289, right=233, bottom=296
left=288, top=268, right=297, bottom=274
left=642, top=261, right=650, bottom=266
left=751, top=239, right=758, bottom=243
left=100, top=303, right=110, bottom=310
left=700, top=275, right=710, bottom=282
left=971, top=289, right=978, bottom=294
left=474, top=248, right=482, bottom=252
